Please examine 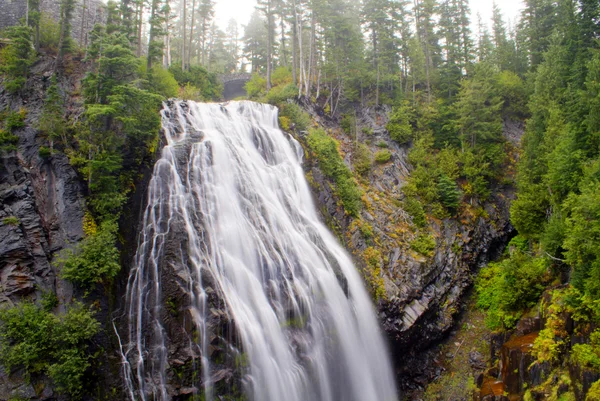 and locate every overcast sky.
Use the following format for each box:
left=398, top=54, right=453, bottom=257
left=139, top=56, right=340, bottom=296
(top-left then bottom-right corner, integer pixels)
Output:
left=214, top=0, right=525, bottom=31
